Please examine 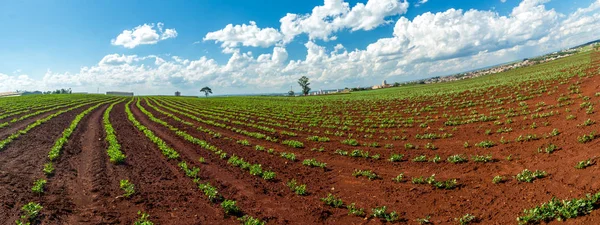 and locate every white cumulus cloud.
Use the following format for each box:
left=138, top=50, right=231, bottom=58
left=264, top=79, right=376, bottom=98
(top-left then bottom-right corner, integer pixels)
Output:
left=99, top=54, right=139, bottom=65
left=203, top=21, right=283, bottom=49
left=280, top=0, right=409, bottom=42
left=367, top=0, right=558, bottom=63
left=0, top=73, right=41, bottom=92
left=111, top=23, right=178, bottom=48
left=205, top=0, right=409, bottom=49
left=4, top=0, right=600, bottom=95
